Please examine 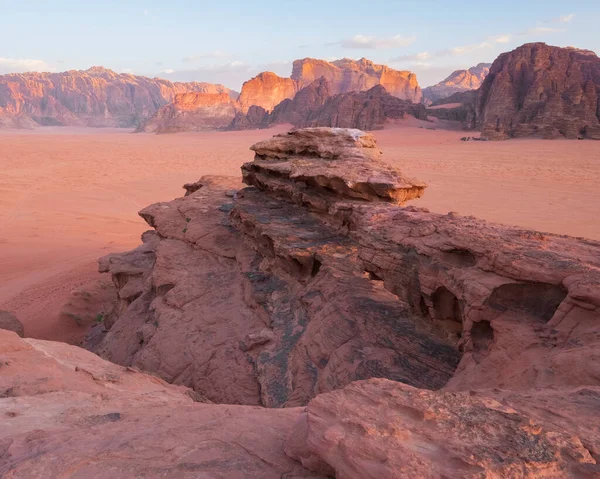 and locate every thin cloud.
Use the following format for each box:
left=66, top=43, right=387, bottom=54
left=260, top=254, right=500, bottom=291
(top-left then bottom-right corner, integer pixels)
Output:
left=336, top=34, right=416, bottom=50
left=0, top=57, right=53, bottom=73
left=160, top=68, right=175, bottom=74
left=494, top=35, right=511, bottom=44
left=182, top=51, right=231, bottom=63
left=556, top=13, right=575, bottom=23
left=391, top=51, right=430, bottom=62
left=523, top=26, right=565, bottom=34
